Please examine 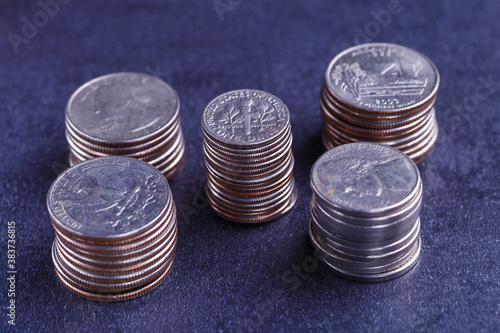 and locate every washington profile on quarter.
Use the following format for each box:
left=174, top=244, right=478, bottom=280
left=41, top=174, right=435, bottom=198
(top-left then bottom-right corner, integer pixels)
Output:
left=65, top=72, right=185, bottom=179
left=66, top=72, right=179, bottom=145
